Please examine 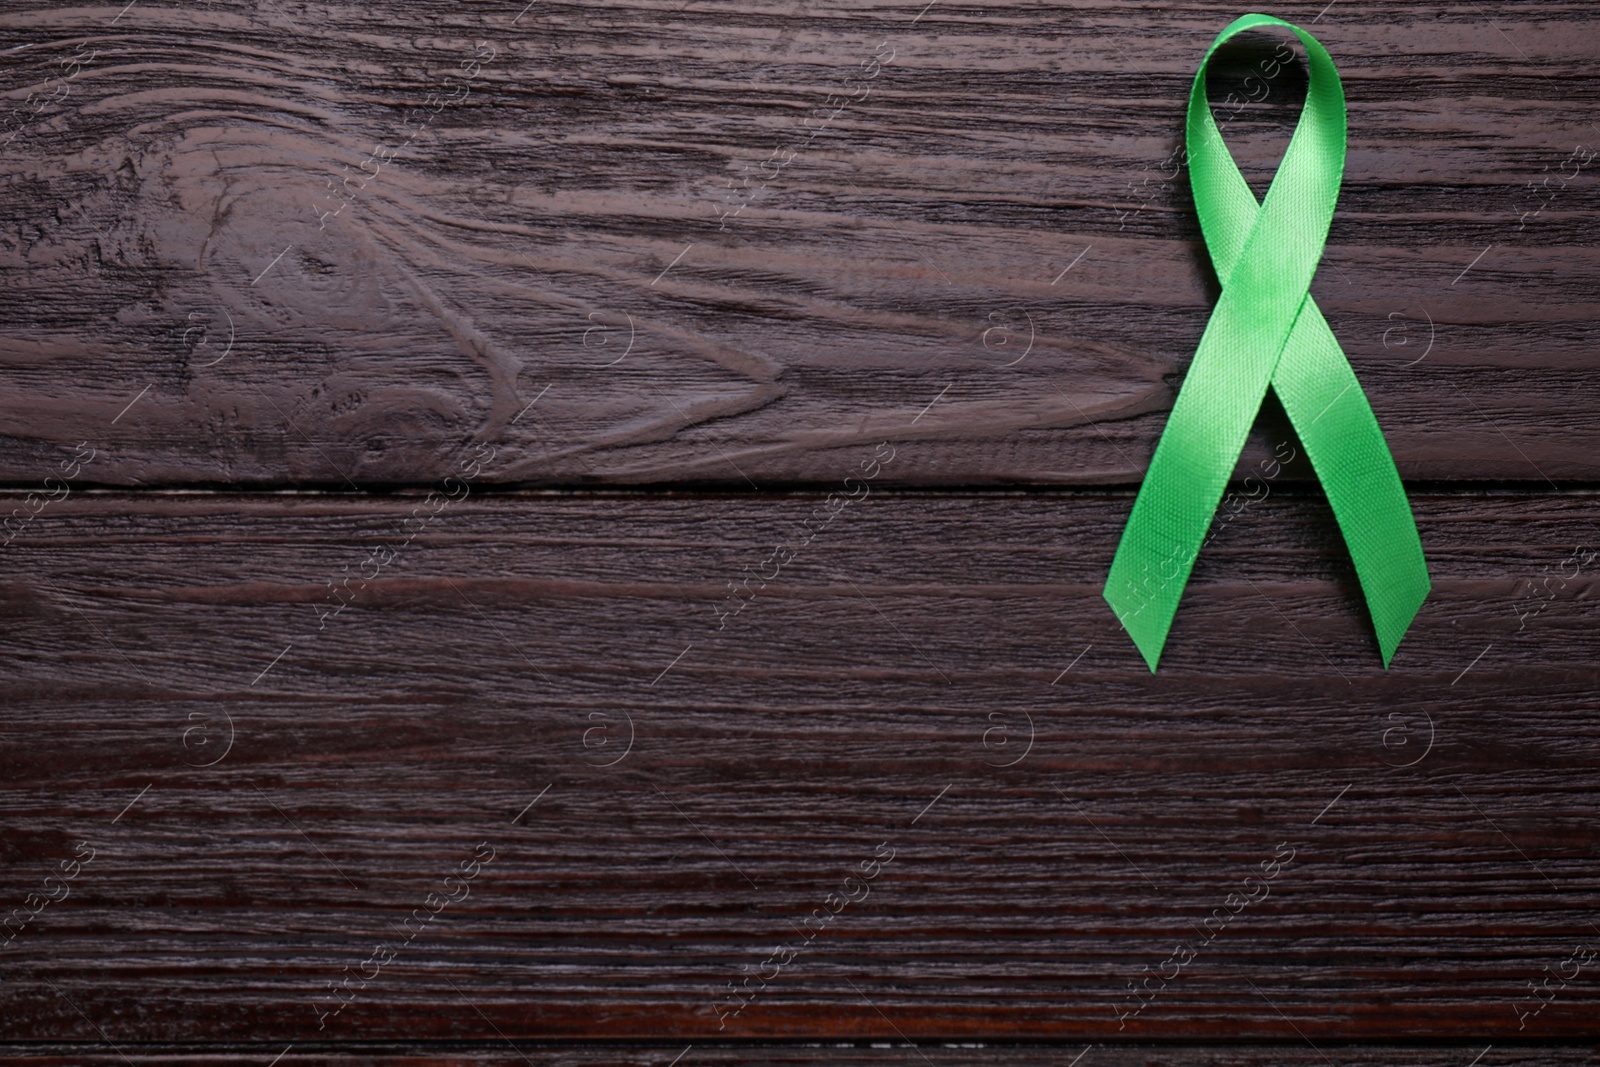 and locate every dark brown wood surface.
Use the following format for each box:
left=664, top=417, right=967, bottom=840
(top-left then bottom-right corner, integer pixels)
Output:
left=2, top=0, right=1599, bottom=1062
left=0, top=1, right=1597, bottom=486
left=0, top=1050, right=1593, bottom=1067
left=2, top=490, right=1599, bottom=1050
